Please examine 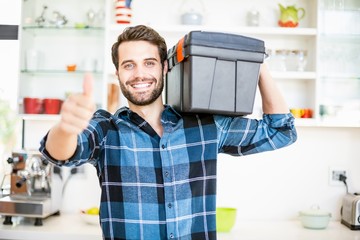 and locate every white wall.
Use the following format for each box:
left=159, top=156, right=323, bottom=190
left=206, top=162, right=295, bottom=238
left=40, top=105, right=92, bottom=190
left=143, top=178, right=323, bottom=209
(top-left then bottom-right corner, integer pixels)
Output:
left=217, top=126, right=360, bottom=221
left=0, top=0, right=21, bottom=109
